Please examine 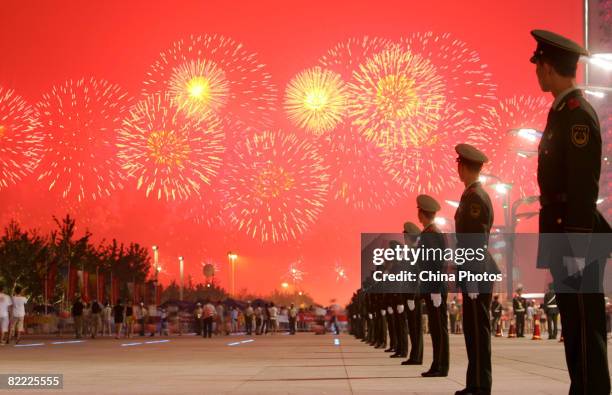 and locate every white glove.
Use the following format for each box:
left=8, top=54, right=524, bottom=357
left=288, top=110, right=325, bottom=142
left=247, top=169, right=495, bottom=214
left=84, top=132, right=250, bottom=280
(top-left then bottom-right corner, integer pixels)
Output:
left=431, top=293, right=442, bottom=308
left=368, top=313, right=373, bottom=319
left=387, top=306, right=393, bottom=314
left=380, top=309, right=386, bottom=316
left=396, top=305, right=404, bottom=314
left=352, top=315, right=356, bottom=319
left=407, top=300, right=415, bottom=311
left=468, top=293, right=478, bottom=300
